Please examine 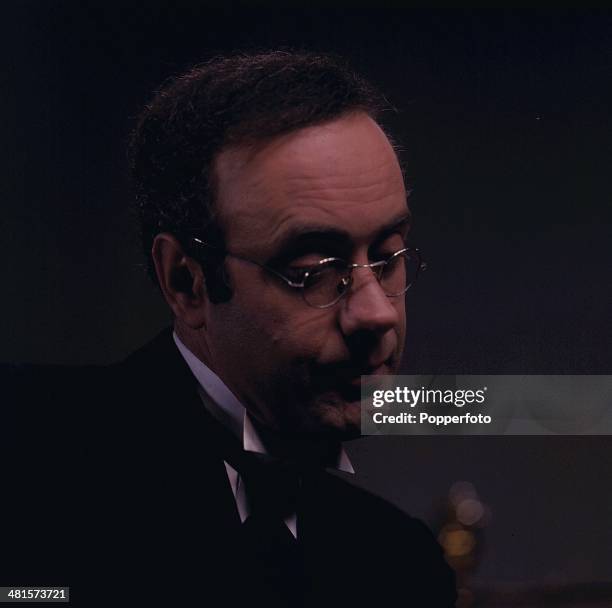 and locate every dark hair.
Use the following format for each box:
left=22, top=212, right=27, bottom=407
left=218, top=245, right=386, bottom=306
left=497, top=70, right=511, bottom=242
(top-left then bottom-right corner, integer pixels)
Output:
left=129, top=50, right=390, bottom=300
